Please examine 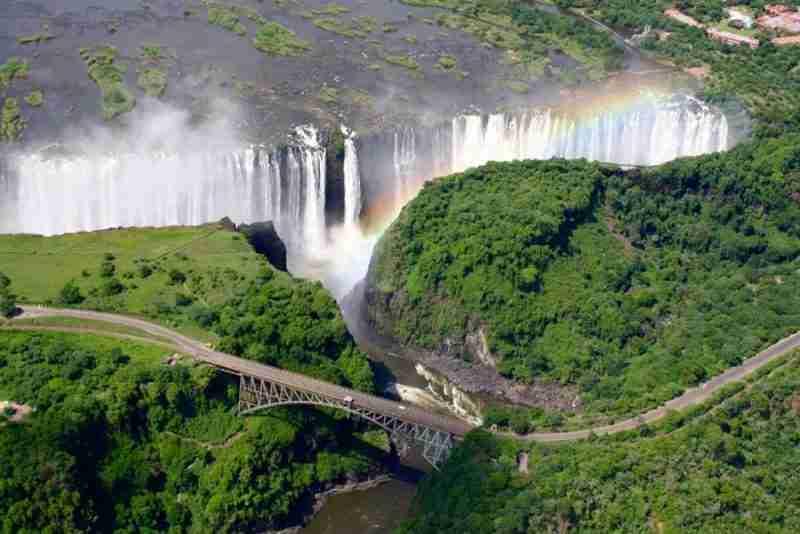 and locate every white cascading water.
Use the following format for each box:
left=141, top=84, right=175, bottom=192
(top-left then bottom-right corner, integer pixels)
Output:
left=0, top=125, right=328, bottom=256
left=0, top=95, right=730, bottom=299
left=341, top=126, right=362, bottom=229
left=449, top=96, right=729, bottom=172
left=393, top=127, right=416, bottom=201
